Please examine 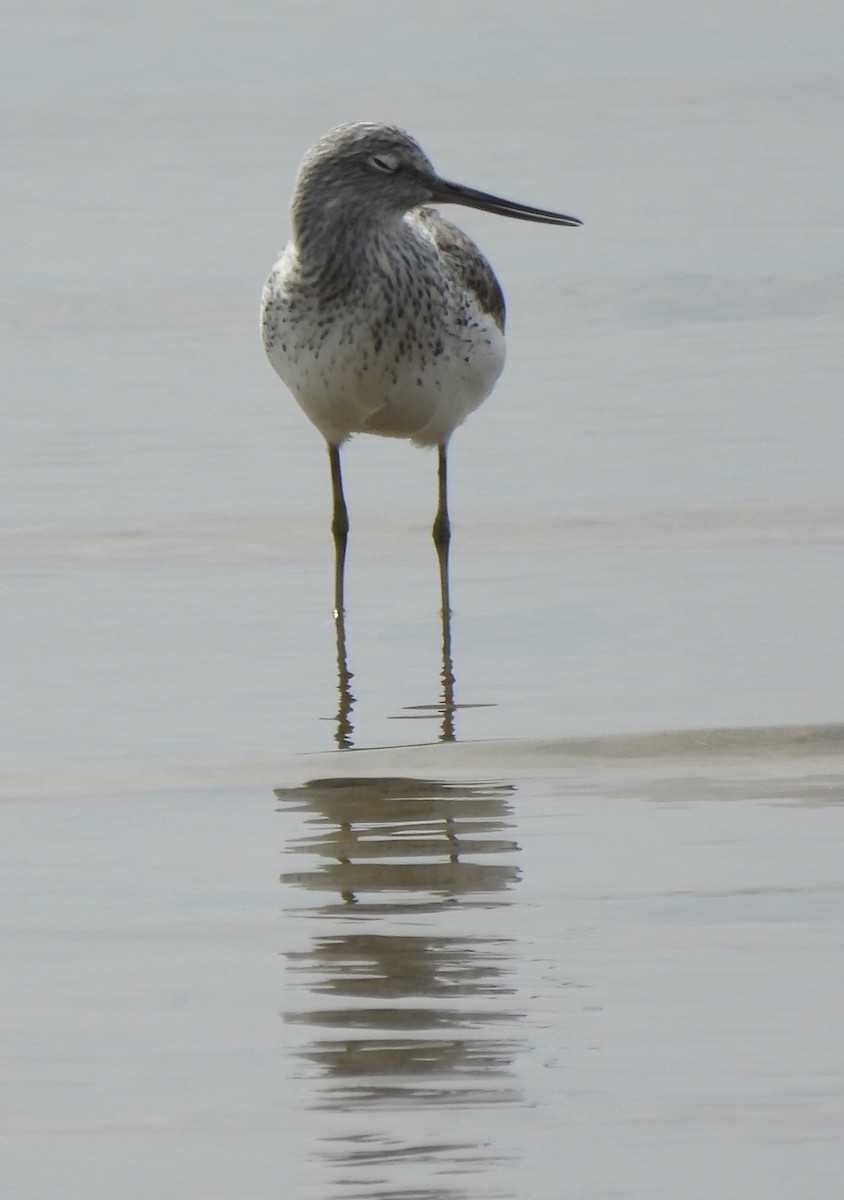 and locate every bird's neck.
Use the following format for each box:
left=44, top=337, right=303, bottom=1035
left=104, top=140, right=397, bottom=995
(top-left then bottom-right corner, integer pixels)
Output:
left=292, top=201, right=411, bottom=295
